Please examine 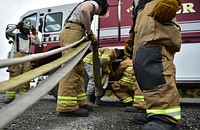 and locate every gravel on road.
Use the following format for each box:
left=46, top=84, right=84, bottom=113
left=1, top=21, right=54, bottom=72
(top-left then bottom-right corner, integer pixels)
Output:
left=0, top=95, right=200, bottom=130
